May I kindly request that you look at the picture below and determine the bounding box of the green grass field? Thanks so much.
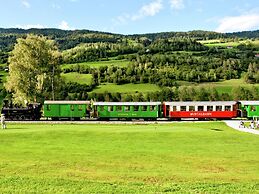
[62,59,130,69]
[0,122,258,193]
[91,83,161,93]
[61,73,92,84]
[199,39,259,49]
[179,79,259,94]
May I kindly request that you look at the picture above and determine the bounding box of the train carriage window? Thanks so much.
[46,105,51,111]
[189,106,195,111]
[124,106,130,112]
[142,105,147,111]
[216,106,222,111]
[116,106,122,112]
[173,106,177,111]
[251,106,256,112]
[225,106,231,111]
[207,106,213,111]
[198,106,204,111]
[108,106,114,112]
[100,106,104,111]
[70,105,74,111]
[134,106,139,111]
[180,106,186,111]
[78,105,83,111]
[150,105,156,111]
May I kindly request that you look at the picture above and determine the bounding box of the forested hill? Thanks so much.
[1,28,259,52]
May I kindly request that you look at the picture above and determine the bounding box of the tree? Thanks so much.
[5,34,62,104]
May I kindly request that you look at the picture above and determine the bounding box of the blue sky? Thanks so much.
[0,0,259,34]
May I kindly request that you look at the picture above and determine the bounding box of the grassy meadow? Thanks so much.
[199,39,259,49]
[0,122,259,193]
[91,83,161,93]
[178,79,259,94]
[61,73,92,84]
[62,59,130,69]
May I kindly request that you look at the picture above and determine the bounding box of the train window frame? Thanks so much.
[189,106,195,111]
[46,104,51,111]
[225,106,231,111]
[134,106,139,112]
[150,105,156,111]
[124,106,130,112]
[216,106,222,111]
[207,106,213,111]
[78,105,83,111]
[142,105,147,111]
[251,106,256,112]
[198,106,204,111]
[70,105,74,111]
[116,106,122,112]
[172,106,177,111]
[108,106,114,112]
[180,106,186,111]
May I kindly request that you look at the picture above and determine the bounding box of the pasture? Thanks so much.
[91,83,161,93]
[61,73,92,85]
[0,122,258,193]
[179,79,259,94]
[62,59,130,69]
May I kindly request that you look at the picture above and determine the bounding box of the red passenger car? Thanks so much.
[163,101,238,120]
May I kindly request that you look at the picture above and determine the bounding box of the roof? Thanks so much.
[239,101,259,106]
[164,101,238,106]
[44,101,91,105]
[93,102,161,106]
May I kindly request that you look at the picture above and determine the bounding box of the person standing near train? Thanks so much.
[1,114,6,129]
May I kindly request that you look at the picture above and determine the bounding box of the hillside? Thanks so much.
[0,28,258,103]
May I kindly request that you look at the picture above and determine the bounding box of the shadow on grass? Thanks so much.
[210,128,223,132]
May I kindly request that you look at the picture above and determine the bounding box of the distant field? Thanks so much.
[199,79,259,94]
[0,122,258,193]
[62,59,130,69]
[179,79,259,94]
[61,73,92,84]
[199,39,259,48]
[91,83,161,93]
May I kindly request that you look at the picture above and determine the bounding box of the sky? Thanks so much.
[0,0,259,35]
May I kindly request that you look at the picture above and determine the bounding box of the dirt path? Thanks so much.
[224,120,259,135]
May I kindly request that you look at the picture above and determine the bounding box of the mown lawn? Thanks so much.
[0,122,259,193]
[91,83,161,93]
[61,72,92,84]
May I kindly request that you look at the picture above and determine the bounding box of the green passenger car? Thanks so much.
[93,102,162,119]
[44,101,91,120]
[239,101,259,119]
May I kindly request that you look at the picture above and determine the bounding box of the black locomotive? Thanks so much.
[1,100,42,120]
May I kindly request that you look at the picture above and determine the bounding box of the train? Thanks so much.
[1,100,259,121]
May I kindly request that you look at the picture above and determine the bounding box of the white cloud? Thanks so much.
[15,24,45,29]
[21,0,31,8]
[131,0,163,21]
[113,0,163,26]
[169,0,184,10]
[58,20,74,30]
[216,13,259,32]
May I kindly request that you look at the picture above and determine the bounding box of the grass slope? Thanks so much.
[0,122,259,193]
[91,83,161,93]
[62,59,130,69]
[61,73,92,84]
[179,79,259,94]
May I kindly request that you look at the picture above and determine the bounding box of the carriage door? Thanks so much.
[166,105,170,117]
